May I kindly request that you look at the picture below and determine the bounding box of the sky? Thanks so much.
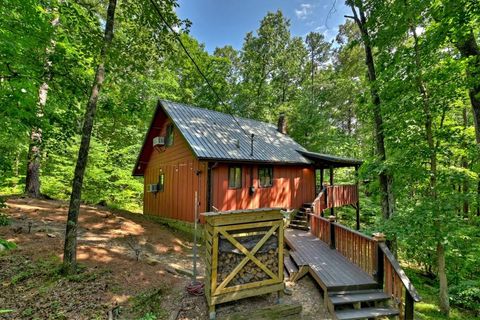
[176,0,351,53]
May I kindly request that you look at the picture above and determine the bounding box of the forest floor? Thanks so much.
[0,197,329,319]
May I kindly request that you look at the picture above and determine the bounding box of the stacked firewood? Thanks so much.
[217,248,279,286]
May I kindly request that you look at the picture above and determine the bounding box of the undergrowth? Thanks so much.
[404,268,479,320]
[129,287,169,320]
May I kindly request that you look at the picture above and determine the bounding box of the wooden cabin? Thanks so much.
[133,100,362,223]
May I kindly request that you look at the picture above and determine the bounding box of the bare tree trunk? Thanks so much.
[411,24,450,315]
[437,242,450,315]
[25,83,46,198]
[25,13,60,198]
[462,107,470,215]
[348,1,394,219]
[13,150,20,188]
[62,0,117,275]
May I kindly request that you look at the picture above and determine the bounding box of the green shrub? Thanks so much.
[450,280,480,312]
[0,212,10,226]
[0,238,16,250]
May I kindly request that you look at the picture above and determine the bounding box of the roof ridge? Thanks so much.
[159,99,277,130]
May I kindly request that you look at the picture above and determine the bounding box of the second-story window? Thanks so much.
[166,124,174,147]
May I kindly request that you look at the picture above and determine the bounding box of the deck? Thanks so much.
[285,228,377,292]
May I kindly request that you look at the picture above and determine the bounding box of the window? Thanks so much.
[166,124,174,147]
[258,166,273,187]
[228,166,242,189]
[158,173,165,192]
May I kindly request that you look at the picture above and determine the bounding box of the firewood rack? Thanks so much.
[202,208,285,320]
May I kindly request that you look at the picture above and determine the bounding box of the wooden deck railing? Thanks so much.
[311,185,358,215]
[307,215,421,320]
[309,214,330,244]
[379,242,421,320]
[334,223,377,276]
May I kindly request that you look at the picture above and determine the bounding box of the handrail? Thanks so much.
[306,216,421,319]
[333,221,377,276]
[379,242,421,302]
[308,213,330,244]
[332,222,374,241]
[311,185,359,215]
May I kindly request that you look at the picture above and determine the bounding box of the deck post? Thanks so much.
[329,166,334,216]
[323,181,328,217]
[320,168,324,194]
[373,233,385,287]
[355,165,360,231]
[328,215,336,249]
[405,290,414,320]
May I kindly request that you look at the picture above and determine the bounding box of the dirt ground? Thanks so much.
[0,197,329,319]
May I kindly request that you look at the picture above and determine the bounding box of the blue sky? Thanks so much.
[176,0,351,53]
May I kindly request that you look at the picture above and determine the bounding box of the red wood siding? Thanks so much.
[144,123,207,222]
[211,164,315,211]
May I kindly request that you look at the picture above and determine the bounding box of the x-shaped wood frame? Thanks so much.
[215,224,280,292]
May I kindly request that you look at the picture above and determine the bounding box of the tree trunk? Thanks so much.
[25,13,60,198]
[25,128,42,197]
[13,150,20,188]
[25,82,47,198]
[411,24,451,314]
[348,2,394,219]
[462,107,469,215]
[62,0,117,275]
[437,242,450,316]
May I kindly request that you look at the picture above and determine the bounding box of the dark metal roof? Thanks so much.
[297,150,363,168]
[160,100,311,164]
[132,100,364,175]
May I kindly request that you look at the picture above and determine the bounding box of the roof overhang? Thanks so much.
[132,101,164,176]
[297,150,363,168]
[199,157,313,166]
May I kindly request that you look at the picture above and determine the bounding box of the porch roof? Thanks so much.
[297,150,363,168]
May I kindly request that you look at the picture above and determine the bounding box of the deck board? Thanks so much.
[285,228,377,291]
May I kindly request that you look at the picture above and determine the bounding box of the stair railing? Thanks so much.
[311,188,328,215]
[306,216,421,320]
[376,238,421,320]
[311,185,359,215]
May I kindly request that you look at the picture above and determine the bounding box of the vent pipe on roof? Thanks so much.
[277,113,287,134]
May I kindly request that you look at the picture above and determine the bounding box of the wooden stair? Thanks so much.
[288,203,312,231]
[328,289,398,320]
[335,307,399,320]
[285,229,400,319]
[283,253,298,280]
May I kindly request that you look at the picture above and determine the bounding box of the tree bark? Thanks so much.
[348,1,394,219]
[25,13,60,198]
[62,0,117,275]
[437,242,450,316]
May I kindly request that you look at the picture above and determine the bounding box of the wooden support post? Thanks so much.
[320,168,324,190]
[329,166,334,216]
[404,290,414,320]
[355,165,360,231]
[373,232,385,287]
[329,215,336,249]
[323,174,327,217]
